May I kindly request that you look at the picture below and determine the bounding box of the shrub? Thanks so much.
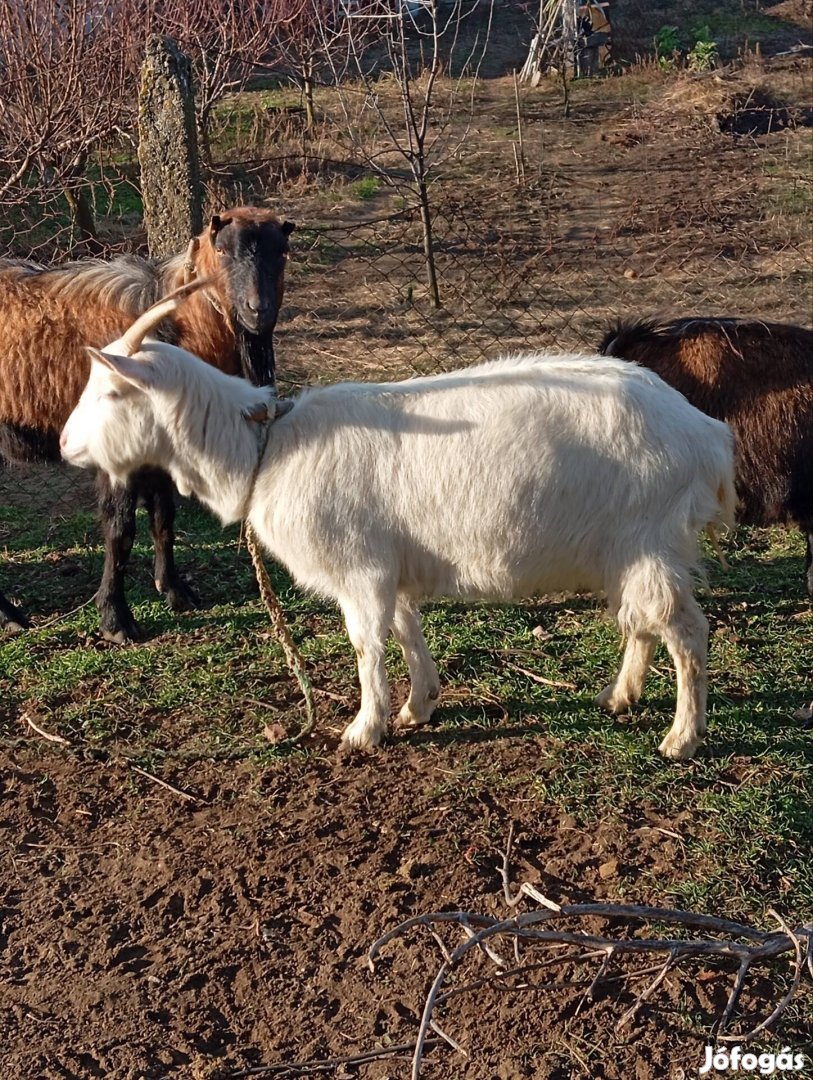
[688,27,719,72]
[654,25,681,68]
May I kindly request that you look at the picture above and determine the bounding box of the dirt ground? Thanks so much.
[1,37,812,1080]
[268,57,813,390]
[1,741,801,1080]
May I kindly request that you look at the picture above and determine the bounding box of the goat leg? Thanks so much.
[95,472,143,643]
[0,588,29,633]
[804,525,813,599]
[138,468,199,613]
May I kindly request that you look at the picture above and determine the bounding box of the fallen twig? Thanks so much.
[429,1020,465,1055]
[716,909,805,1044]
[21,711,71,746]
[222,1038,440,1077]
[32,597,96,631]
[370,904,812,1079]
[313,687,352,704]
[366,832,813,1079]
[124,762,199,804]
[501,660,578,691]
[499,822,562,911]
[19,711,199,803]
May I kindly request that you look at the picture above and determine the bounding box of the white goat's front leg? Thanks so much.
[658,598,708,761]
[340,590,395,751]
[596,632,656,714]
[391,598,441,730]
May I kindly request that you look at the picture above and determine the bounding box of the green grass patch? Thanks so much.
[1,503,811,925]
[352,176,382,200]
[692,10,792,40]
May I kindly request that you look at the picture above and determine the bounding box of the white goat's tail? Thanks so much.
[118,274,217,357]
[715,469,737,531]
[706,463,737,570]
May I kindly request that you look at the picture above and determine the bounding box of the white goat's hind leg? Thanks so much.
[340,592,394,751]
[391,599,441,730]
[657,598,709,761]
[596,632,656,714]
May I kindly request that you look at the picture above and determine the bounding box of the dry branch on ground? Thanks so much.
[365,825,813,1079]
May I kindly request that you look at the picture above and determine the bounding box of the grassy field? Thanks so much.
[2,498,812,916]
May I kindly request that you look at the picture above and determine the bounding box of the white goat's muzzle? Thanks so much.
[60,417,93,468]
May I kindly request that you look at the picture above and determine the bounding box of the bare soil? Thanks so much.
[270,58,813,389]
[0,743,798,1080]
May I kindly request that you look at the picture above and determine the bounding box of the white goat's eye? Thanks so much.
[104,390,122,401]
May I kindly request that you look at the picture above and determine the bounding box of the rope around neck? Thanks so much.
[244,522,316,744]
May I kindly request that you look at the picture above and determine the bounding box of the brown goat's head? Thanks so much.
[205,207,295,338]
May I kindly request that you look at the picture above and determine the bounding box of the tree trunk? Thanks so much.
[560,59,571,119]
[302,61,316,130]
[138,36,203,259]
[196,105,214,171]
[417,178,441,309]
[64,184,102,254]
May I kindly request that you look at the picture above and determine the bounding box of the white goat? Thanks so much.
[61,292,736,760]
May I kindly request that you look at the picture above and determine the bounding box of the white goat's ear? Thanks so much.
[86,347,157,390]
[274,399,294,419]
[242,400,269,423]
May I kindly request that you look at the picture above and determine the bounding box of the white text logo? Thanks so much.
[699,1046,807,1075]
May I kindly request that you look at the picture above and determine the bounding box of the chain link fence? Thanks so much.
[274,156,811,386]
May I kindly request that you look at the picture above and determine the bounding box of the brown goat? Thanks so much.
[0,207,295,640]
[600,318,813,595]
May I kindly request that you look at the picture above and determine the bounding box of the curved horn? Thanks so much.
[182,237,200,285]
[118,275,215,357]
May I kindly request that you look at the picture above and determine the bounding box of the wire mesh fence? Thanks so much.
[274,166,811,386]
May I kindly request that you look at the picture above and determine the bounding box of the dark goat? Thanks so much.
[600,318,813,594]
[0,207,295,639]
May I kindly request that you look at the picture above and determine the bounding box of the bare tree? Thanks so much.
[0,0,305,253]
[265,0,364,129]
[0,0,135,249]
[329,0,495,308]
[138,0,292,164]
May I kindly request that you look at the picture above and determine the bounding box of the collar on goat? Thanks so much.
[240,397,294,520]
[180,239,228,319]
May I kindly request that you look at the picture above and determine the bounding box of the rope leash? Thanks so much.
[244,521,317,744]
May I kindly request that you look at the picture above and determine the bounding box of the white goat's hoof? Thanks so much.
[595,684,633,715]
[658,732,700,761]
[340,719,384,752]
[394,703,432,731]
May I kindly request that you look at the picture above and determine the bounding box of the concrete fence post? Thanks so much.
[137,36,203,258]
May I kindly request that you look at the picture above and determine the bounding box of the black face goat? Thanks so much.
[600,317,813,596]
[0,206,295,640]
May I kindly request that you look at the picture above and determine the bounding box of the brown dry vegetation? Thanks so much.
[214,56,813,387]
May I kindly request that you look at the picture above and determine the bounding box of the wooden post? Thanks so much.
[513,70,526,184]
[137,36,203,259]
